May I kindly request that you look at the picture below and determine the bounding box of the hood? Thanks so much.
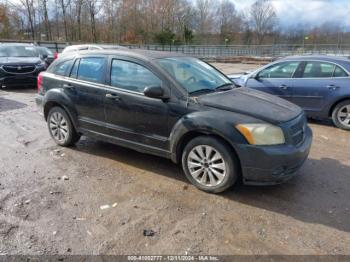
[197,88,302,124]
[0,57,42,65]
[227,73,250,87]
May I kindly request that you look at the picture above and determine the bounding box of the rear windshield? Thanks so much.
[0,46,39,57]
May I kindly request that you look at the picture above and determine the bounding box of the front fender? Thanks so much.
[43,89,79,129]
[169,110,248,163]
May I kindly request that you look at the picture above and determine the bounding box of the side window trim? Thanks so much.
[292,61,304,78]
[69,58,80,79]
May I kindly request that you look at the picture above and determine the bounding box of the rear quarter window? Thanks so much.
[50,59,73,76]
[334,66,349,77]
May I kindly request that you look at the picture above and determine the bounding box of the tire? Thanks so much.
[182,136,239,193]
[47,106,80,146]
[331,100,350,130]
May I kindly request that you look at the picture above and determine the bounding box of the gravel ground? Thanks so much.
[0,63,349,255]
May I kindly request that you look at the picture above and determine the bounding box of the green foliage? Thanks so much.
[184,26,193,44]
[154,28,175,45]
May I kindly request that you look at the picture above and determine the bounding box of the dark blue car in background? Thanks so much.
[233,56,350,130]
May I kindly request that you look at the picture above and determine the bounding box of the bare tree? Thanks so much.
[59,0,71,41]
[87,0,101,42]
[74,0,84,41]
[20,0,36,40]
[216,0,242,43]
[249,0,276,45]
[195,0,214,42]
[40,0,52,40]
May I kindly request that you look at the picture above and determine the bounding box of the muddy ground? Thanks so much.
[0,63,349,255]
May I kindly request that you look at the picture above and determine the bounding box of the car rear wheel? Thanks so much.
[182,136,239,193]
[47,107,80,146]
[332,100,350,130]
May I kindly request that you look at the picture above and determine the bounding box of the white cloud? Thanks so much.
[232,0,350,30]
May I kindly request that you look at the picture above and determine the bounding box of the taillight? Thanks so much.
[54,52,58,60]
[37,73,43,92]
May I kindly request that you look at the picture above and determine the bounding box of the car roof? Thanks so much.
[278,55,350,72]
[62,44,127,52]
[60,49,187,61]
[281,55,349,62]
[0,43,35,47]
[37,46,50,49]
[94,44,128,50]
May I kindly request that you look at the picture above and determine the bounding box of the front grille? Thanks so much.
[284,114,307,146]
[3,65,36,74]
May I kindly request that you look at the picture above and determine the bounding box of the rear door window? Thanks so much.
[77,57,105,83]
[302,62,335,78]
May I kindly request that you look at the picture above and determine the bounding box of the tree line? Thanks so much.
[0,0,349,45]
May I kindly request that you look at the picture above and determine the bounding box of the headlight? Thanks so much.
[236,123,285,145]
[36,62,47,69]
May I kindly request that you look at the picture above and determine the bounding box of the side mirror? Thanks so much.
[144,86,167,100]
[254,74,261,81]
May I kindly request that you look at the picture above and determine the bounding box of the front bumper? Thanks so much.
[0,69,44,88]
[237,126,313,185]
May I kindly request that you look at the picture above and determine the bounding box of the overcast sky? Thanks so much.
[233,0,350,30]
[7,0,350,31]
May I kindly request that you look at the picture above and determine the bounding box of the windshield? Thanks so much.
[0,46,39,57]
[157,57,232,94]
[38,47,54,56]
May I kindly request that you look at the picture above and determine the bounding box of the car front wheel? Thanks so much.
[47,107,80,146]
[332,100,350,130]
[182,136,239,193]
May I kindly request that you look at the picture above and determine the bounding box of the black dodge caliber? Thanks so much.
[36,50,312,193]
[0,43,47,88]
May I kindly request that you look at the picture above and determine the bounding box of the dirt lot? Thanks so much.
[0,63,350,255]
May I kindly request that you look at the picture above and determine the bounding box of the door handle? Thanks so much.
[327,85,339,91]
[280,84,288,90]
[63,83,74,90]
[105,93,120,100]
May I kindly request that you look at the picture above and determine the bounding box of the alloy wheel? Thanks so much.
[49,112,69,143]
[337,105,350,128]
[187,145,226,187]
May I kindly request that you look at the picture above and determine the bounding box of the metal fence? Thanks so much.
[1,39,350,59]
[125,44,350,58]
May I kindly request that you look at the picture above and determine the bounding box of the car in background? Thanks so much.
[36,46,55,67]
[36,49,312,193]
[61,44,127,55]
[0,43,47,88]
[230,56,350,130]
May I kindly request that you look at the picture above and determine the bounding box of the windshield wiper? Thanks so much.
[215,83,234,91]
[189,84,234,96]
[189,89,215,96]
